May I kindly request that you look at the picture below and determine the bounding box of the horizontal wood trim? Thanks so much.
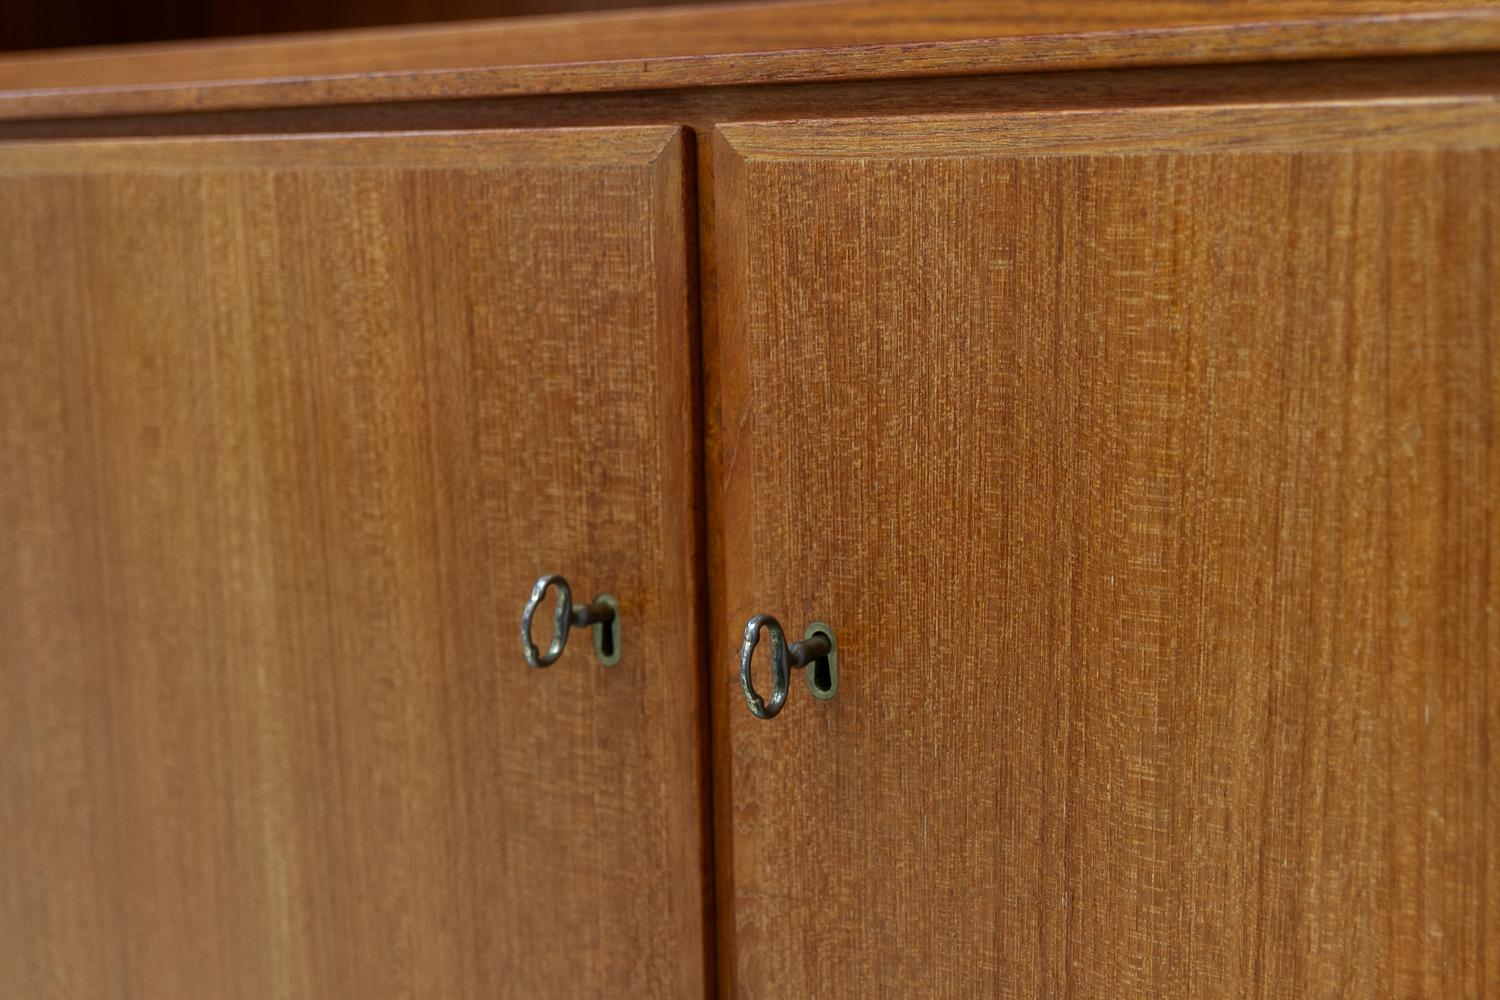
[1,55,1497,144]
[0,1,1498,121]
[0,124,681,171]
[715,94,1500,160]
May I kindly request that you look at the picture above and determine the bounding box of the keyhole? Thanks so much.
[803,623,838,700]
[810,651,833,694]
[592,594,622,666]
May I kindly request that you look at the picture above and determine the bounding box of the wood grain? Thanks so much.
[0,126,710,999]
[711,99,1500,998]
[1,0,1499,120]
[4,54,1497,144]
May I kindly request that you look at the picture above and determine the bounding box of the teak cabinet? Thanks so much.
[1,4,1497,999]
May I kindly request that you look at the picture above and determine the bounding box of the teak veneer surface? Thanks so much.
[0,126,710,1000]
[0,0,1499,119]
[1,56,1496,145]
[711,98,1499,997]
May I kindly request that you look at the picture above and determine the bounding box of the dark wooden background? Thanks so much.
[0,0,700,53]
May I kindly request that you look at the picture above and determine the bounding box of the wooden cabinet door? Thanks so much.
[711,99,1499,998]
[0,128,708,999]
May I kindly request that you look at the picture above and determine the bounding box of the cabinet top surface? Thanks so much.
[0,0,1498,121]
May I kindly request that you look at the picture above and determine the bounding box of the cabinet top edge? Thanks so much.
[712,94,1500,161]
[0,124,686,170]
[1,1,1499,123]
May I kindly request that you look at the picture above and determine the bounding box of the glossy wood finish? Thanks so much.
[711,100,1499,998]
[1,0,1499,120]
[0,127,709,1000]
